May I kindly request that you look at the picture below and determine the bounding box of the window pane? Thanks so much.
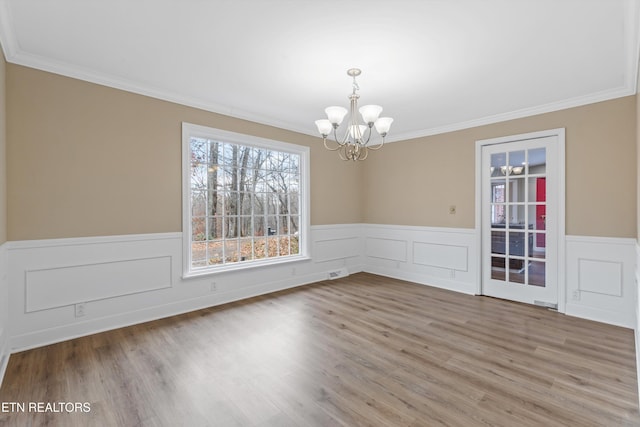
[532,231,546,257]
[267,237,279,257]
[253,216,265,237]
[191,163,208,190]
[491,180,506,203]
[208,191,222,216]
[239,192,252,215]
[224,240,239,263]
[253,193,266,216]
[279,236,291,256]
[291,235,300,255]
[490,152,506,177]
[279,215,289,234]
[207,241,223,265]
[192,241,206,266]
[491,230,506,256]
[529,261,546,287]
[529,148,546,174]
[225,217,238,238]
[239,238,253,261]
[509,150,525,174]
[289,216,300,235]
[507,230,527,257]
[510,178,525,203]
[491,256,505,280]
[507,205,526,225]
[207,216,222,240]
[511,266,525,284]
[192,217,206,241]
[238,216,252,238]
[266,216,277,236]
[254,238,267,259]
[267,194,278,215]
[289,194,300,216]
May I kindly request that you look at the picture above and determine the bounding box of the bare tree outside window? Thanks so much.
[188,136,302,270]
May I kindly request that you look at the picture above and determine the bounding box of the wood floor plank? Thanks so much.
[1,272,638,426]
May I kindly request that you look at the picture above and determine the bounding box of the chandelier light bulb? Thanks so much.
[349,124,368,140]
[325,106,348,126]
[315,119,332,136]
[374,117,393,136]
[359,105,383,125]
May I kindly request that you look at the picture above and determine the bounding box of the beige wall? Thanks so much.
[6,65,362,240]
[363,96,637,238]
[5,63,638,240]
[0,50,6,244]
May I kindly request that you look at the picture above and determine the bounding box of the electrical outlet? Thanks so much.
[210,282,217,292]
[449,205,456,215]
[572,290,580,301]
[75,303,86,318]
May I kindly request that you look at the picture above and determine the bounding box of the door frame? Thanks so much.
[474,128,566,313]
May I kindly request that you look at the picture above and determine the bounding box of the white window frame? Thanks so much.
[182,122,310,278]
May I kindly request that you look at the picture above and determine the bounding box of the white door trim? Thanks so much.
[474,128,566,313]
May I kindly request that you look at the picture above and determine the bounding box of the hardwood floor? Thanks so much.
[1,272,638,426]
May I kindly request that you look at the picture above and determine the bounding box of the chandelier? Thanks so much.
[315,68,393,161]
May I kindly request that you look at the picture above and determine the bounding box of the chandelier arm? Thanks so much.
[323,137,342,151]
[359,146,369,161]
[338,145,350,161]
[366,138,385,151]
[362,125,373,145]
[335,126,351,146]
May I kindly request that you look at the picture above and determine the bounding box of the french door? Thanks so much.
[480,132,563,308]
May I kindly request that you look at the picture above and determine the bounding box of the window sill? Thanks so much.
[182,254,311,279]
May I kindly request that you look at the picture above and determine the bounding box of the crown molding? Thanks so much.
[385,85,636,143]
[8,46,636,145]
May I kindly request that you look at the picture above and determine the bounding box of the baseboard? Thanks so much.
[364,265,477,295]
[565,303,634,329]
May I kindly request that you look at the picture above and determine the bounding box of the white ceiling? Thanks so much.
[0,0,638,142]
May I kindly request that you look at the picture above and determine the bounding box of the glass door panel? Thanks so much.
[486,144,548,289]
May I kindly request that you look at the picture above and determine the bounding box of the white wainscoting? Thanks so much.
[3,225,638,370]
[565,236,637,328]
[362,224,478,295]
[6,225,364,352]
[0,242,8,388]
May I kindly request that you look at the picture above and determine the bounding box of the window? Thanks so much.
[182,123,309,276]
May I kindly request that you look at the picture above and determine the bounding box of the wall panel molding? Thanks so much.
[362,224,477,295]
[565,235,637,328]
[25,256,173,313]
[6,226,364,352]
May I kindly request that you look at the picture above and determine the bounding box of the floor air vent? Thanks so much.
[327,268,349,280]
